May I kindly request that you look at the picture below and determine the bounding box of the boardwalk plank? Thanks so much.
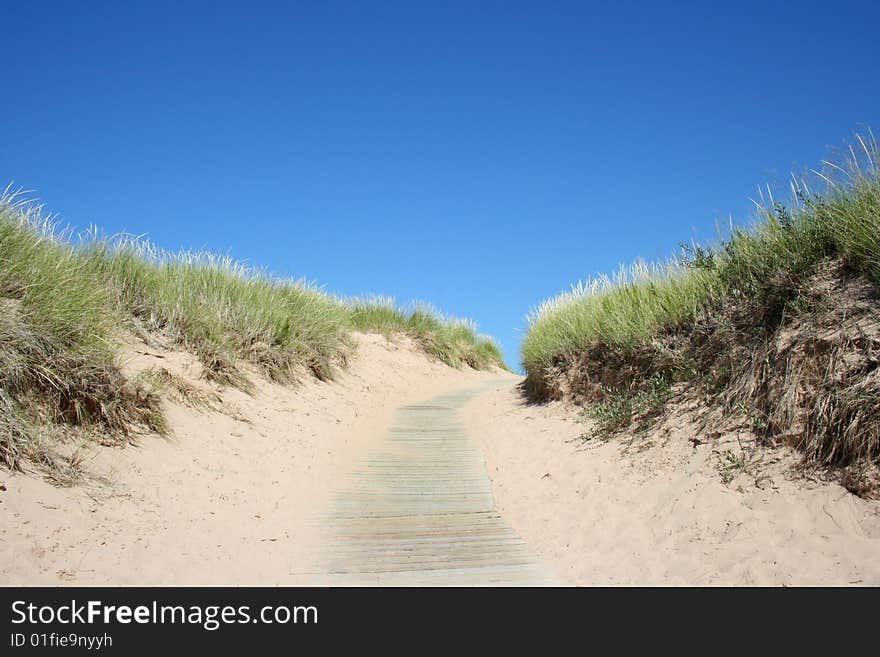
[306,381,558,586]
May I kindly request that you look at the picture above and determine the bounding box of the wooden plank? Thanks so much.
[305,380,558,586]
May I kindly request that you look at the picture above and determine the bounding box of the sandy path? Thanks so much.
[0,334,498,585]
[300,380,556,585]
[8,338,877,587]
[462,378,880,586]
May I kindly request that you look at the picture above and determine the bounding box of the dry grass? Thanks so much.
[134,367,222,411]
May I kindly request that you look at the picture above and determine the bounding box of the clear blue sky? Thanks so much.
[2,1,878,370]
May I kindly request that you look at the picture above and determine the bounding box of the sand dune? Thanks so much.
[462,380,880,586]
[3,334,878,586]
[0,333,497,585]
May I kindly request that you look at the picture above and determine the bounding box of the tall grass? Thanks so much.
[83,237,352,385]
[348,297,506,370]
[521,129,880,479]
[0,190,164,470]
[0,191,118,357]
[522,259,723,369]
[523,129,880,375]
[0,190,505,471]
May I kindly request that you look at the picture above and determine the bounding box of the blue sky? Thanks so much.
[2,1,878,370]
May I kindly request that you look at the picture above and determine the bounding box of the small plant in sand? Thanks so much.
[582,373,673,441]
[717,449,748,485]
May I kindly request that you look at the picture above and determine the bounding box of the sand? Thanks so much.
[0,333,495,585]
[461,378,880,585]
[3,340,879,586]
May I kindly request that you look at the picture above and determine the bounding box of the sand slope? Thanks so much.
[4,340,879,586]
[304,380,556,585]
[0,333,496,585]
[462,379,880,585]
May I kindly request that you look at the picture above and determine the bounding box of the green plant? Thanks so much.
[523,129,880,481]
[583,373,673,440]
[717,449,747,484]
[582,392,634,441]
[524,130,880,379]
[347,297,506,370]
[0,187,505,479]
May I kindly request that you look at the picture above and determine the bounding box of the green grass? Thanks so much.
[524,129,880,372]
[522,129,880,476]
[0,191,165,469]
[0,190,505,472]
[348,297,506,370]
[522,259,724,369]
[582,373,673,441]
[0,194,119,359]
[83,237,353,385]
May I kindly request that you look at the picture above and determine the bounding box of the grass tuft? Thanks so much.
[134,367,222,411]
[583,373,673,441]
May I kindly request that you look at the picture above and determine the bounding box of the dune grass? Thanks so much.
[83,238,353,386]
[0,192,165,470]
[522,259,724,368]
[522,129,880,479]
[0,190,504,472]
[524,129,880,373]
[133,366,222,411]
[348,297,506,370]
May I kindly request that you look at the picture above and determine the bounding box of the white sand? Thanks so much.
[0,333,495,585]
[461,378,880,585]
[4,343,879,586]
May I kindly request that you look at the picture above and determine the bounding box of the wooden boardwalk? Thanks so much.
[307,382,557,586]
